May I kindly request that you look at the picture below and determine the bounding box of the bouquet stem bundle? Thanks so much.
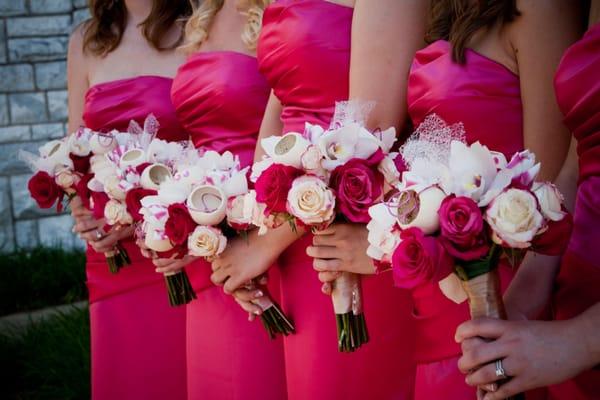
[332,272,369,352]
[459,256,524,400]
[252,287,295,339]
[105,243,131,274]
[164,270,197,307]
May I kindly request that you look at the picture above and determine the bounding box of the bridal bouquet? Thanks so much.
[137,149,251,307]
[367,115,572,323]
[21,127,134,270]
[251,101,401,351]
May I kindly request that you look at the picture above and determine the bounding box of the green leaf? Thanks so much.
[455,244,501,281]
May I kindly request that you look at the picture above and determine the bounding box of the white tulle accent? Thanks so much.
[400,114,466,168]
[329,100,375,129]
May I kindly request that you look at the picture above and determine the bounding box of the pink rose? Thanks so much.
[255,164,302,213]
[438,195,489,261]
[391,227,452,289]
[330,153,384,223]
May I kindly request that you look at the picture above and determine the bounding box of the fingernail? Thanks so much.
[255,291,263,298]
[254,310,261,315]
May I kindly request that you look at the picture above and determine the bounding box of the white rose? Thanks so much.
[55,169,77,192]
[188,226,227,258]
[301,145,323,171]
[104,174,126,200]
[532,182,566,222]
[286,176,335,226]
[104,199,133,226]
[69,137,91,157]
[226,194,252,229]
[486,188,544,248]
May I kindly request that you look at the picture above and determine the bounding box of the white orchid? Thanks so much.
[366,202,401,263]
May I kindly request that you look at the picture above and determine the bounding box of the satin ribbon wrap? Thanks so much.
[331,272,369,352]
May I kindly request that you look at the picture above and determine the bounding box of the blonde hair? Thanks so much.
[181,0,270,53]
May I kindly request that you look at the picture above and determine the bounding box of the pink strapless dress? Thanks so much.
[407,40,524,399]
[83,76,188,400]
[549,23,600,400]
[171,51,287,400]
[257,1,416,399]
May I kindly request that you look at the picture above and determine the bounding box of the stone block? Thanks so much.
[35,61,66,90]
[15,219,38,249]
[31,122,64,140]
[38,214,76,249]
[0,0,26,16]
[8,36,69,62]
[0,64,34,91]
[9,92,47,124]
[7,15,71,37]
[30,0,72,14]
[47,90,67,121]
[0,125,30,143]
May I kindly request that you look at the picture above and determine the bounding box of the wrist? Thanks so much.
[564,315,599,372]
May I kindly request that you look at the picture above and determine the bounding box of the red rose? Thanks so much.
[391,227,453,289]
[28,171,61,209]
[90,191,109,220]
[330,156,383,223]
[125,188,157,222]
[135,162,152,175]
[69,153,91,174]
[438,195,489,261]
[75,173,93,209]
[156,243,188,260]
[532,211,573,256]
[164,203,197,246]
[255,164,302,213]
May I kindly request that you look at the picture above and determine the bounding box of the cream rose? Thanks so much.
[55,169,77,193]
[69,137,91,157]
[104,174,127,200]
[188,226,227,258]
[486,188,544,248]
[104,199,133,226]
[226,194,253,229]
[532,182,566,222]
[286,176,335,226]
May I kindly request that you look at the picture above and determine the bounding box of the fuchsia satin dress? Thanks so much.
[171,52,287,400]
[83,76,187,400]
[407,40,522,399]
[258,1,416,399]
[549,23,600,400]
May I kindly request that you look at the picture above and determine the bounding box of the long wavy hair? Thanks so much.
[180,0,271,53]
[426,0,520,63]
[82,0,193,56]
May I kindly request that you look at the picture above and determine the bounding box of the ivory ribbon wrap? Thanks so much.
[460,269,506,320]
[331,272,363,315]
[252,295,274,311]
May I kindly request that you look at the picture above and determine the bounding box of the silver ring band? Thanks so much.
[495,359,507,379]
[95,230,103,240]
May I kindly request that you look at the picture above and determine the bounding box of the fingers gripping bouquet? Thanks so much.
[251,101,401,351]
[367,114,572,334]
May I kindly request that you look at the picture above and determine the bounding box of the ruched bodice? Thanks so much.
[171,52,270,168]
[409,40,523,157]
[257,0,352,132]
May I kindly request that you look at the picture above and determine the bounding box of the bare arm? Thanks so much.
[254,91,283,161]
[510,0,582,181]
[67,25,89,134]
[350,0,427,131]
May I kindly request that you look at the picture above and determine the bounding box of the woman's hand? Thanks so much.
[230,275,270,320]
[88,225,135,254]
[210,231,280,294]
[455,317,593,399]
[307,223,376,294]
[153,255,198,275]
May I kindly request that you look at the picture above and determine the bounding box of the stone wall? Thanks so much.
[0,0,89,252]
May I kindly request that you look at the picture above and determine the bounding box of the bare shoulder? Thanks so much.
[68,21,89,60]
[511,0,580,33]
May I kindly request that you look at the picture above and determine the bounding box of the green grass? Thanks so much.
[0,247,87,316]
[0,306,90,400]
